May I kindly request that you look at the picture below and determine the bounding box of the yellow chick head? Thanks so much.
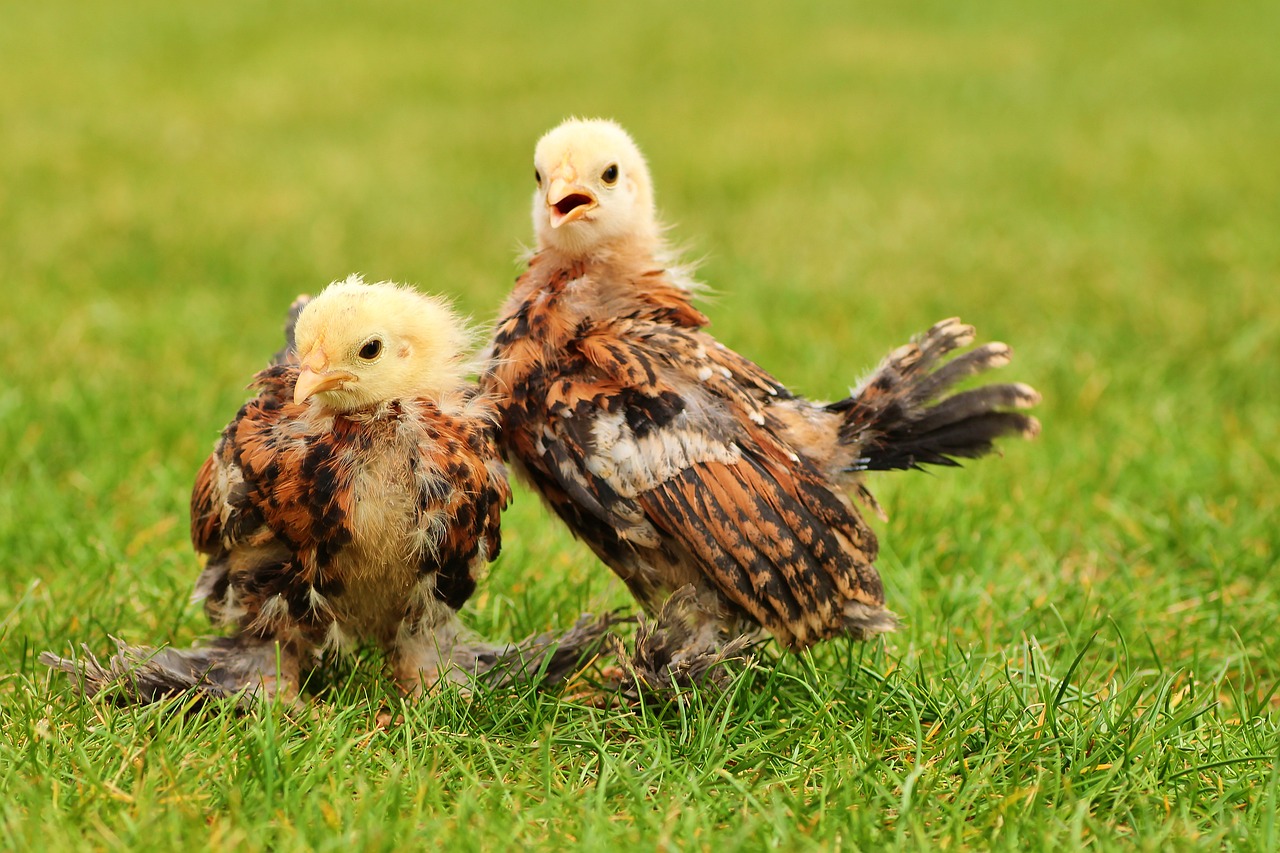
[531,118,660,257]
[291,275,472,412]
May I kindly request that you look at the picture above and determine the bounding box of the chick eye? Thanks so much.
[534,168,542,186]
[358,339,383,360]
[601,164,619,185]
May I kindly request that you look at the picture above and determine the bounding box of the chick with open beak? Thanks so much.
[484,117,1041,676]
[531,119,658,257]
[545,166,599,229]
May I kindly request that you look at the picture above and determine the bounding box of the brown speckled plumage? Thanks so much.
[44,279,608,706]
[189,362,509,665]
[482,119,1040,667]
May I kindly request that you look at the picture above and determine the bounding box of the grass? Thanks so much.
[2,0,1277,849]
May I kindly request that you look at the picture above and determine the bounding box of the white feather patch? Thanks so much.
[585,409,740,497]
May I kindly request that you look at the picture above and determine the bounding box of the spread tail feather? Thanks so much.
[40,634,297,710]
[829,318,1040,472]
[472,612,619,689]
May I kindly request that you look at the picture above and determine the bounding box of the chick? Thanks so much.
[44,276,605,706]
[481,119,1039,670]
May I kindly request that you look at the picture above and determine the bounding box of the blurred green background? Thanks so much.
[2,1,1277,849]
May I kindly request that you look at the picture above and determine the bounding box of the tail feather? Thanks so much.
[42,616,614,708]
[40,635,295,710]
[911,342,1013,402]
[830,318,1040,472]
[911,384,1040,435]
[473,612,619,689]
[269,294,312,367]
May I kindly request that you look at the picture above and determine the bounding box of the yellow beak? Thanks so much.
[546,174,597,229]
[293,348,356,404]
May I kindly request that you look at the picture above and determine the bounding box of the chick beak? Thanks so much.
[293,349,357,404]
[546,175,597,229]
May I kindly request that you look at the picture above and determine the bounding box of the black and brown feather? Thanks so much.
[190,364,510,649]
[484,254,900,650]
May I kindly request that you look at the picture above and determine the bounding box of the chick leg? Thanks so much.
[391,603,478,694]
[606,585,756,701]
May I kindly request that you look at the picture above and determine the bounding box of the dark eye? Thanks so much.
[359,339,382,360]
[535,168,542,185]
[601,164,619,185]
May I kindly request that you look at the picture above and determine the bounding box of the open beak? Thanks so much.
[293,349,356,404]
[546,175,597,229]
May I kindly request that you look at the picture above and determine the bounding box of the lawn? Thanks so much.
[2,1,1277,849]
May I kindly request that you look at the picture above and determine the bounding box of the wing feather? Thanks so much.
[488,258,885,647]
[523,321,881,646]
[638,453,872,646]
[190,366,357,628]
[419,410,512,610]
